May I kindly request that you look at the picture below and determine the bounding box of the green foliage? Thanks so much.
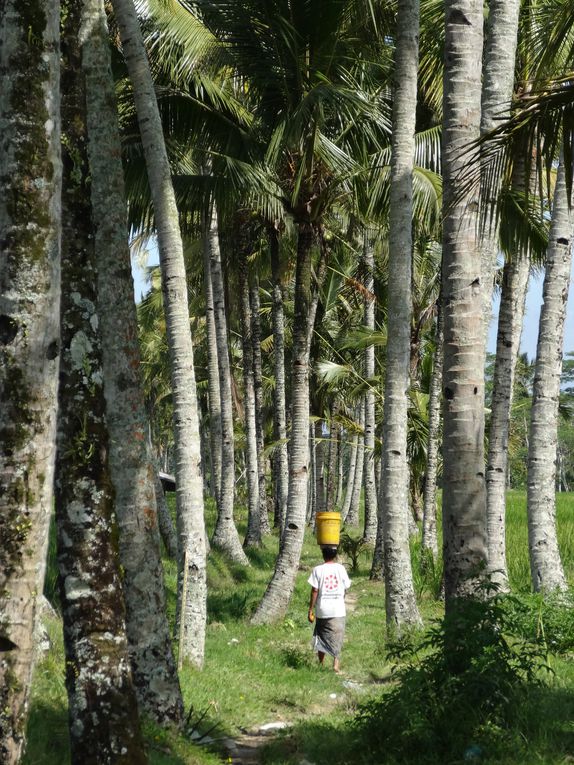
[339,531,372,573]
[354,593,551,764]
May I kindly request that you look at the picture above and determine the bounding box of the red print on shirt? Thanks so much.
[324,573,339,591]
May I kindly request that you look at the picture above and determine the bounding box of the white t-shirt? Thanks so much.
[308,561,351,618]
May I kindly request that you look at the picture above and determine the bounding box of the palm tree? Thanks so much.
[56,2,147,758]
[0,3,61,760]
[527,159,570,592]
[85,0,183,721]
[112,0,208,666]
[381,0,423,628]
[441,0,488,606]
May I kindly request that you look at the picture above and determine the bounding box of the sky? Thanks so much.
[132,248,574,362]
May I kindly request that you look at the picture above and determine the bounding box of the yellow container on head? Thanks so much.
[316,512,341,546]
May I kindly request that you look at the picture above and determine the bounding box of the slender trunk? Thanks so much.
[314,419,326,516]
[382,0,422,627]
[270,230,289,532]
[307,421,317,525]
[346,408,365,527]
[57,7,146,755]
[441,0,487,606]
[422,306,443,558]
[527,161,570,593]
[240,251,262,548]
[251,222,314,623]
[341,427,359,522]
[0,3,61,760]
[111,0,208,662]
[208,217,249,563]
[486,254,529,588]
[363,236,378,544]
[251,278,271,535]
[336,431,345,507]
[325,404,340,510]
[85,0,182,721]
[480,0,521,340]
[202,206,222,503]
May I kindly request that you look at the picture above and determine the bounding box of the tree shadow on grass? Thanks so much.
[24,701,69,765]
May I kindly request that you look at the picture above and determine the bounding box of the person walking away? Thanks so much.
[307,546,351,673]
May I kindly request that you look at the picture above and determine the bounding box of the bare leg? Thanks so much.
[333,657,340,673]
[318,651,325,665]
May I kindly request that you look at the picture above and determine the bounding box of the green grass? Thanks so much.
[24,492,574,764]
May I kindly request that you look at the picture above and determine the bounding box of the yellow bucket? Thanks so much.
[316,512,341,546]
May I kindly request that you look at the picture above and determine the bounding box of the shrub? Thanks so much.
[354,592,551,763]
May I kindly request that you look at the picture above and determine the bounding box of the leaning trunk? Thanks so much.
[251,222,314,623]
[270,229,289,532]
[441,0,487,606]
[527,161,570,593]
[85,0,182,720]
[0,3,61,761]
[112,0,208,663]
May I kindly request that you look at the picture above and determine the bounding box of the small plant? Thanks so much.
[339,531,372,573]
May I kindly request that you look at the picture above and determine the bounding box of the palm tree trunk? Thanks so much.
[251,222,314,623]
[202,205,223,503]
[307,421,317,525]
[336,431,345,507]
[382,0,422,627]
[527,161,570,593]
[314,419,327,516]
[326,404,340,510]
[251,278,272,535]
[270,229,289,532]
[441,0,487,606]
[479,0,521,339]
[346,407,365,527]
[111,0,208,662]
[0,3,61,760]
[57,7,146,754]
[207,215,249,564]
[240,251,262,548]
[85,0,183,721]
[363,236,378,544]
[341,426,360,522]
[486,254,529,588]
[155,471,178,559]
[422,306,443,558]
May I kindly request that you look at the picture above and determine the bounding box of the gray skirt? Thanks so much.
[312,616,346,658]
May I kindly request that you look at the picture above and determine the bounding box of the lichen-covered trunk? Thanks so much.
[314,419,327,517]
[479,0,521,339]
[85,0,182,721]
[208,217,248,564]
[486,254,529,589]
[251,222,314,624]
[527,161,570,593]
[111,0,208,663]
[0,3,61,761]
[154,470,178,559]
[270,230,289,532]
[341,427,359,522]
[250,279,271,535]
[240,252,262,548]
[422,307,443,558]
[362,236,378,544]
[202,206,222,503]
[442,0,487,606]
[57,5,146,757]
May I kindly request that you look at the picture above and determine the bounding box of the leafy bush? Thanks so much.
[501,590,574,655]
[339,531,372,573]
[354,593,551,763]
